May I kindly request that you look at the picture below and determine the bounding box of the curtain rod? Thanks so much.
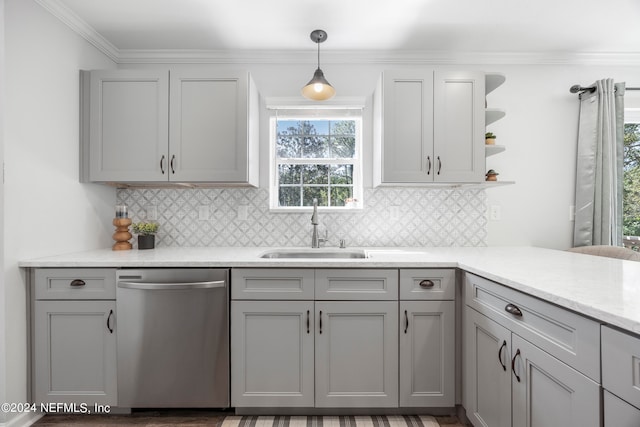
[569,84,640,94]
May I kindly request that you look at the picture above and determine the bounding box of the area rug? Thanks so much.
[222,415,439,427]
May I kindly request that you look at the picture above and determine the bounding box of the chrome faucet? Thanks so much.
[311,198,320,248]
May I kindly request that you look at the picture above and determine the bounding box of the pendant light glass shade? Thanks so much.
[301,30,335,101]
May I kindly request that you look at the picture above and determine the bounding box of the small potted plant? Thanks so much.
[485,169,499,181]
[132,221,159,250]
[485,132,496,145]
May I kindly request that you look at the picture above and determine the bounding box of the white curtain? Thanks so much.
[573,79,625,247]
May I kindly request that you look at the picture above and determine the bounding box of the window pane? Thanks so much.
[330,120,355,136]
[330,135,356,158]
[277,135,301,158]
[303,165,329,184]
[278,164,301,184]
[312,120,329,134]
[302,136,328,158]
[279,187,301,207]
[330,187,353,207]
[330,164,353,184]
[303,188,328,206]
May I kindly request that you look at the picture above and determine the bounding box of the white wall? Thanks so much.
[3,0,116,424]
[485,65,640,249]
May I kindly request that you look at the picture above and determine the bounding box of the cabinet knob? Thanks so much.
[419,279,434,288]
[70,279,86,287]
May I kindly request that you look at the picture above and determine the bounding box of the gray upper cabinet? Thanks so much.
[373,69,485,185]
[81,68,259,186]
[84,69,169,182]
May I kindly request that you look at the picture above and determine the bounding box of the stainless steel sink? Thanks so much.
[260,249,367,259]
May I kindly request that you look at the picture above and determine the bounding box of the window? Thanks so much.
[269,107,363,210]
[623,108,640,249]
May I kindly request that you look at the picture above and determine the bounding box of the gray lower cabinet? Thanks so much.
[315,301,398,408]
[604,391,640,427]
[601,325,640,426]
[231,300,315,407]
[32,268,117,405]
[399,268,455,407]
[464,307,511,427]
[464,272,601,427]
[230,268,402,409]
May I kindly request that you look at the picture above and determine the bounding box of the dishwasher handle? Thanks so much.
[118,280,226,290]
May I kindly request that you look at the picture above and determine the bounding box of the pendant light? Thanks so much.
[301,29,336,101]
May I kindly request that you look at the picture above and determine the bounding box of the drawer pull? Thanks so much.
[306,310,310,334]
[160,155,166,174]
[107,309,114,334]
[511,348,521,382]
[319,310,322,334]
[505,303,523,317]
[70,279,86,287]
[498,340,507,371]
[426,156,431,175]
[419,279,435,288]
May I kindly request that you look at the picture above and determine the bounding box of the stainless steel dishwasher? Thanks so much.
[116,268,229,408]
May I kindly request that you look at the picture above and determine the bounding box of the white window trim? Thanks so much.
[267,99,365,213]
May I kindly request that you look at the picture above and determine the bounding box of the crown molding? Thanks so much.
[35,0,119,63]
[36,0,640,67]
[114,49,640,66]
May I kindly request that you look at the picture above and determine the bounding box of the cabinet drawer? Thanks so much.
[602,326,640,409]
[400,269,455,300]
[35,268,116,300]
[315,269,398,300]
[231,268,314,300]
[464,272,600,382]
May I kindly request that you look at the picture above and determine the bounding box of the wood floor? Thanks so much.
[32,411,469,427]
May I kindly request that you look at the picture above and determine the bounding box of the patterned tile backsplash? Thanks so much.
[116,187,487,248]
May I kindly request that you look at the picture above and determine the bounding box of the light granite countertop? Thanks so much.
[19,246,640,336]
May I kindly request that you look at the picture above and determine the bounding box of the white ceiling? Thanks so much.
[39,0,640,60]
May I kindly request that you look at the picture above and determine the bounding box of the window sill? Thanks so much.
[269,206,364,214]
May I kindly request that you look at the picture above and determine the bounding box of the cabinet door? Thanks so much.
[604,390,640,427]
[433,71,485,182]
[87,69,168,182]
[511,334,600,427]
[34,301,116,405]
[379,70,434,183]
[400,300,455,407]
[169,70,252,183]
[464,307,512,427]
[231,301,314,407]
[315,301,398,407]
